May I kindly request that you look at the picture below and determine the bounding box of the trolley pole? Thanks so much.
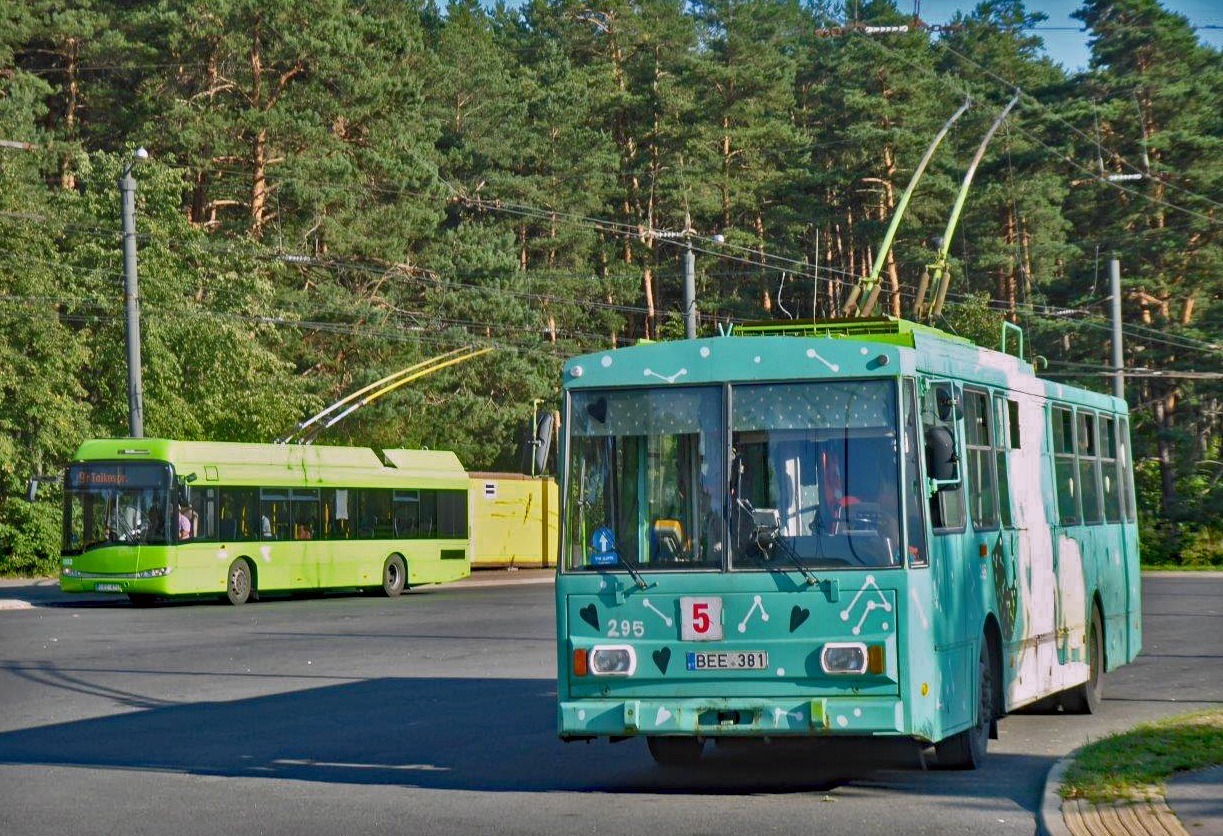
[1110,258,1125,401]
[119,148,148,438]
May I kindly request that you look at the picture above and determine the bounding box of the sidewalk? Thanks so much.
[1042,758,1223,836]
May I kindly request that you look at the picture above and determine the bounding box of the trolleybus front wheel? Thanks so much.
[381,554,406,597]
[936,637,993,769]
[647,736,704,767]
[226,558,253,606]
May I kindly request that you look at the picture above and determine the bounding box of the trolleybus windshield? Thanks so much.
[564,379,906,573]
[64,461,174,553]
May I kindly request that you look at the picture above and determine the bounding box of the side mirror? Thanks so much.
[925,426,960,488]
[25,474,59,502]
[533,411,555,476]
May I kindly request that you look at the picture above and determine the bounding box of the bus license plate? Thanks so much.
[686,651,768,671]
[95,583,123,592]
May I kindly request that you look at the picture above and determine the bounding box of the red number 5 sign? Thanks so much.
[680,596,723,641]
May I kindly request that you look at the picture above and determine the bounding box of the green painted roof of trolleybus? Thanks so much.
[70,439,468,488]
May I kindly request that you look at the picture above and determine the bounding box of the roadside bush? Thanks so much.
[1177,523,1223,568]
[0,497,61,577]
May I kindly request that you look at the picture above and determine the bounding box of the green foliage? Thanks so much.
[0,493,61,577]
[0,0,1221,573]
[1061,708,1223,802]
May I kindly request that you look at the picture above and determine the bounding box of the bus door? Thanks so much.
[921,379,974,729]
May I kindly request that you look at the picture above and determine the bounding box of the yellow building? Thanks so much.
[468,472,558,568]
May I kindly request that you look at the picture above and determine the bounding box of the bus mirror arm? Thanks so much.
[25,474,59,502]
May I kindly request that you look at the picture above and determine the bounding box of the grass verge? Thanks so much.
[1060,708,1223,803]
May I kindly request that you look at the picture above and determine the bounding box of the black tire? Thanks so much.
[128,593,158,607]
[381,554,406,597]
[647,736,705,767]
[1061,608,1104,715]
[936,637,993,769]
[226,558,252,606]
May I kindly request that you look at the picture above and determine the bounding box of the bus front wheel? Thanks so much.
[226,559,253,606]
[936,638,993,769]
[381,554,406,597]
[647,736,704,767]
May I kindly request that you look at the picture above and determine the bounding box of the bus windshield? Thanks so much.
[564,379,904,573]
[64,462,174,554]
[729,380,902,570]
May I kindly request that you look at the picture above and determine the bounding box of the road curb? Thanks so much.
[1040,755,1075,836]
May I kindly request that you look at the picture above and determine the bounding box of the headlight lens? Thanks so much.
[589,645,637,676]
[821,642,868,674]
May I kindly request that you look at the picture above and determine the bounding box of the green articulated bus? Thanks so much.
[555,317,1141,769]
[60,439,470,605]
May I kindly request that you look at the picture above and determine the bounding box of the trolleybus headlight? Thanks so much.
[821,642,868,675]
[134,567,172,579]
[588,645,637,676]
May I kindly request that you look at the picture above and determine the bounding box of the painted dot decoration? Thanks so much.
[601,355,613,367]
[699,346,711,358]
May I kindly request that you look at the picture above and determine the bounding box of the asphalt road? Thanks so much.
[0,573,1219,836]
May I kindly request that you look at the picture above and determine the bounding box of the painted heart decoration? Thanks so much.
[790,605,811,633]
[653,646,671,674]
[579,604,599,631]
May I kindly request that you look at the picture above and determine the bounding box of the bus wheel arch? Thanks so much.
[1060,599,1104,715]
[381,553,407,597]
[225,557,256,606]
[936,622,1000,769]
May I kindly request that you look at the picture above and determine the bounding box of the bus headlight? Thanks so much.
[821,642,868,675]
[135,567,172,579]
[588,645,637,676]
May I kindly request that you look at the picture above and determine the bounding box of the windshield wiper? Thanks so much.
[737,500,820,586]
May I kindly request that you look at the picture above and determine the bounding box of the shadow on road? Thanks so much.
[0,674,1050,812]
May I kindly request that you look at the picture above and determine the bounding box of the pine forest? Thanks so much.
[0,0,1220,573]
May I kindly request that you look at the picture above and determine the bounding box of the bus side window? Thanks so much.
[923,382,966,531]
[1051,406,1079,524]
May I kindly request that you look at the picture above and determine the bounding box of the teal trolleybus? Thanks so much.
[60,439,470,605]
[555,318,1141,768]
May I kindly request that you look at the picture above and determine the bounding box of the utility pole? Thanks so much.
[1110,258,1125,401]
[119,148,148,437]
[683,237,697,339]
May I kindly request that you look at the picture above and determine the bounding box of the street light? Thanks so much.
[119,147,148,438]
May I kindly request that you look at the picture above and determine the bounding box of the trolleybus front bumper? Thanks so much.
[559,696,906,740]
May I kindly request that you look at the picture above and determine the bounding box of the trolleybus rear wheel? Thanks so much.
[1060,608,1103,715]
[647,736,704,767]
[226,558,252,606]
[936,637,993,769]
[381,554,406,597]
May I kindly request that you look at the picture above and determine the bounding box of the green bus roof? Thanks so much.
[70,438,468,489]
[733,316,973,348]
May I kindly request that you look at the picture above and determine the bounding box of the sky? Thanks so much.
[913,1,1223,70]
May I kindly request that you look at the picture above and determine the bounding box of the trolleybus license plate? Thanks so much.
[686,651,768,671]
[95,583,123,592]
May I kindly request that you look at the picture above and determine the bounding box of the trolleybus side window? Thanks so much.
[1119,417,1137,522]
[1078,411,1103,524]
[994,394,1015,528]
[922,383,966,532]
[219,488,258,540]
[1051,405,1079,524]
[964,388,998,530]
[261,489,291,540]
[1101,416,1122,523]
[322,488,355,539]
